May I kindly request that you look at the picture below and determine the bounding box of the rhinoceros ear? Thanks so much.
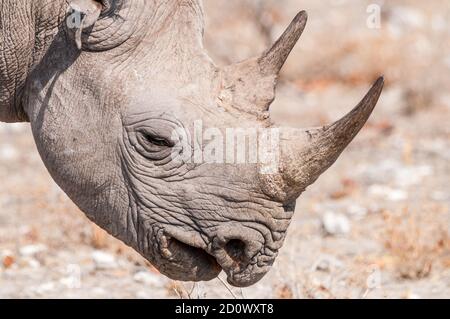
[67,0,103,50]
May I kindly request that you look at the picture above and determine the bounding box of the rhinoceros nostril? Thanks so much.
[224,239,248,263]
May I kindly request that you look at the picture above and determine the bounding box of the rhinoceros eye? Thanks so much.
[141,132,174,148]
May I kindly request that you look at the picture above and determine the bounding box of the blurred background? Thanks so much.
[0,0,449,298]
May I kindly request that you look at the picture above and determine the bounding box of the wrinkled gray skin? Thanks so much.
[0,0,383,287]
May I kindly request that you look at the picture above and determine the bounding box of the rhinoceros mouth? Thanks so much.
[156,233,222,282]
[162,230,275,287]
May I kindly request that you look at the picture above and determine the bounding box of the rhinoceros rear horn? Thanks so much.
[219,11,308,114]
[259,11,308,76]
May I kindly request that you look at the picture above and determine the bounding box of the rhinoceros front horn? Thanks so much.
[278,77,384,201]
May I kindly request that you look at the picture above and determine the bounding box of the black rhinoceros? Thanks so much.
[0,0,383,287]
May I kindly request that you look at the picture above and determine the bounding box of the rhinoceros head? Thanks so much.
[0,0,383,286]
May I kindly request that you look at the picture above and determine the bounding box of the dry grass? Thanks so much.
[275,284,294,299]
[90,224,109,249]
[381,207,450,279]
[166,281,193,299]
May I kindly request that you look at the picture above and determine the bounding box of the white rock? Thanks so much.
[18,225,33,235]
[23,257,41,269]
[394,165,433,187]
[322,212,351,236]
[347,204,368,218]
[133,271,161,286]
[19,244,47,257]
[0,144,18,161]
[136,290,152,299]
[387,189,409,201]
[310,276,322,288]
[313,255,344,272]
[362,160,433,188]
[59,264,82,289]
[91,250,117,270]
[368,185,408,202]
[32,282,56,296]
[92,287,107,295]
[406,291,421,299]
[1,249,14,258]
[431,191,449,201]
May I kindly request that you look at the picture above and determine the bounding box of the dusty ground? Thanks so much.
[0,0,449,298]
